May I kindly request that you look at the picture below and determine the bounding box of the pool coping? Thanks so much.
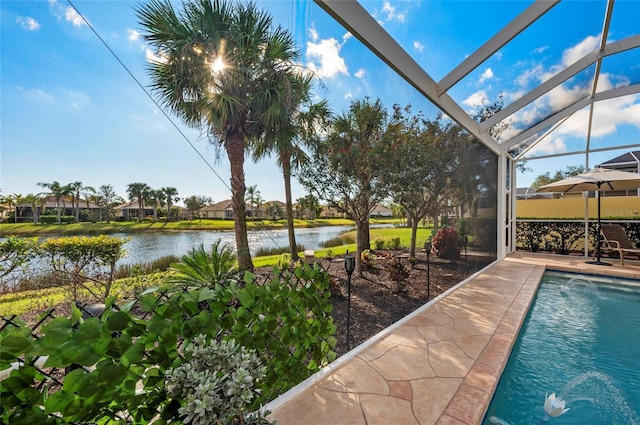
[266,253,640,424]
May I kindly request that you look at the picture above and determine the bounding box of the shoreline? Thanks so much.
[1,218,397,238]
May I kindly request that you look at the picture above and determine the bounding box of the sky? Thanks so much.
[1,0,639,206]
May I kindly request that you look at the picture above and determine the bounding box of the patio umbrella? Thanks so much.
[537,167,640,265]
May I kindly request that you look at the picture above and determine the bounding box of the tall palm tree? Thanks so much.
[137,0,302,271]
[161,187,179,221]
[38,181,69,224]
[11,194,26,223]
[147,189,163,221]
[67,181,95,222]
[126,182,151,221]
[252,73,330,261]
[24,193,45,224]
[245,185,260,219]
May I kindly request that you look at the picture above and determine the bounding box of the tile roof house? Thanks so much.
[200,199,235,220]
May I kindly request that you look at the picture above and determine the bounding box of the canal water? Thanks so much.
[114,225,361,265]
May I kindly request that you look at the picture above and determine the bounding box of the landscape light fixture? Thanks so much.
[424,241,431,300]
[344,251,356,350]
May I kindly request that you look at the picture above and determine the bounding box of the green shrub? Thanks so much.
[166,335,273,425]
[432,227,461,261]
[385,237,401,250]
[0,263,336,423]
[374,239,385,250]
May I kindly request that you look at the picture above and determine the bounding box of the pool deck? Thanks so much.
[267,252,640,425]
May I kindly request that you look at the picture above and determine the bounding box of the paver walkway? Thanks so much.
[267,253,640,424]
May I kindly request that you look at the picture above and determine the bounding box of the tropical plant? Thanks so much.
[126,182,151,221]
[0,263,336,423]
[386,256,409,293]
[137,0,304,271]
[431,227,461,261]
[37,181,70,224]
[162,186,179,221]
[67,181,95,222]
[10,194,25,223]
[168,240,238,288]
[245,185,261,219]
[252,72,331,261]
[147,188,164,221]
[23,193,45,224]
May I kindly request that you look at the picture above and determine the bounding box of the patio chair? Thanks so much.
[594,224,640,266]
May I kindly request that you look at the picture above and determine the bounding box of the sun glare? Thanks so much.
[211,57,225,74]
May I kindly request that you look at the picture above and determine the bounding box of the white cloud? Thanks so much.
[380,1,406,23]
[145,48,168,64]
[413,41,425,53]
[355,68,366,79]
[65,6,86,27]
[462,90,487,108]
[127,29,140,42]
[515,63,544,87]
[344,90,354,100]
[17,17,41,31]
[49,0,88,28]
[479,68,494,84]
[309,26,318,43]
[23,87,54,104]
[562,34,600,66]
[306,34,348,79]
[528,135,567,156]
[532,46,549,54]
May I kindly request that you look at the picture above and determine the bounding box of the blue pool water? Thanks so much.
[483,271,640,425]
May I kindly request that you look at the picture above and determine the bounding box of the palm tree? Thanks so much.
[137,0,303,271]
[252,73,330,260]
[38,181,69,224]
[24,193,45,224]
[126,182,151,221]
[147,189,163,221]
[67,181,95,222]
[161,187,179,221]
[245,185,260,219]
[9,193,24,223]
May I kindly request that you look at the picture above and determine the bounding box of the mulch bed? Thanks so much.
[297,250,492,356]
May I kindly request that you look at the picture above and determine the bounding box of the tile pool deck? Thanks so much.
[267,252,640,425]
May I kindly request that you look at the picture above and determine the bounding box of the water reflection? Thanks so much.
[115,224,376,265]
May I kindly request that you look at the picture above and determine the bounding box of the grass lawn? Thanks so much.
[0,217,400,237]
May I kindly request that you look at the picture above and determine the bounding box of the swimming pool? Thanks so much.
[483,271,640,425]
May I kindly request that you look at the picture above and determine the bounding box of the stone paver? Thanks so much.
[267,253,640,424]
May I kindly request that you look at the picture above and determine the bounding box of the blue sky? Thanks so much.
[2,0,639,205]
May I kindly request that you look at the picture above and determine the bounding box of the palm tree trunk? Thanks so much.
[56,197,62,224]
[226,132,253,271]
[282,157,299,261]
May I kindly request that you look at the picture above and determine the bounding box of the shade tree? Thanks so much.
[298,97,391,275]
[384,106,461,257]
